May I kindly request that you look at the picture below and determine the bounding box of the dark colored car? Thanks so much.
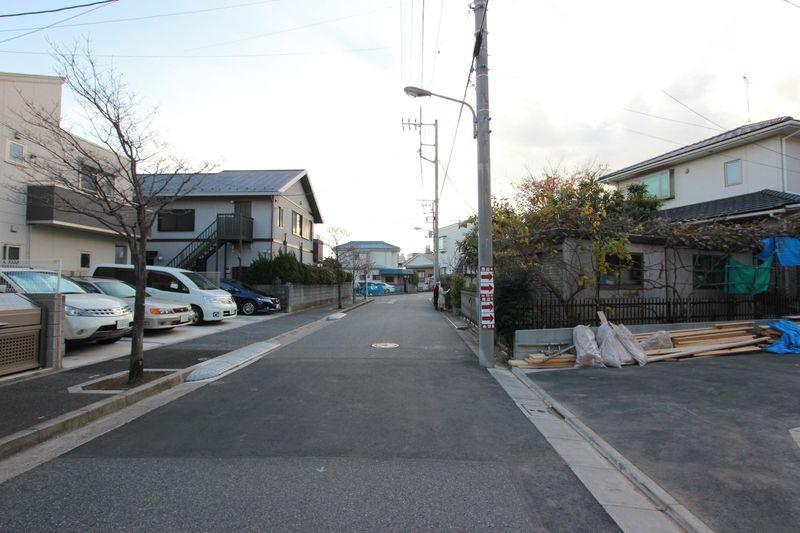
[219,279,281,315]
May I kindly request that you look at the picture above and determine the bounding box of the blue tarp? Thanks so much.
[765,320,800,354]
[757,237,800,266]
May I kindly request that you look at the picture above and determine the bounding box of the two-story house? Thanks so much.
[145,169,323,277]
[437,221,472,275]
[334,240,415,287]
[0,72,129,274]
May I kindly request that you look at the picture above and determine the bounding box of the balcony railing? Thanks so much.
[217,213,253,242]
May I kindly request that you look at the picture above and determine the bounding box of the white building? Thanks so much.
[146,170,323,277]
[601,116,800,214]
[0,72,129,274]
[437,221,472,275]
[334,240,416,286]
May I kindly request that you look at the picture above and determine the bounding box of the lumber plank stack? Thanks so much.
[509,352,576,369]
[641,321,771,363]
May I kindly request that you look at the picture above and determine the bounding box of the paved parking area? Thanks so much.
[62,312,282,370]
[526,354,800,532]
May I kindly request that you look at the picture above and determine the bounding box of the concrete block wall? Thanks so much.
[252,283,353,312]
[26,293,64,369]
[461,289,478,324]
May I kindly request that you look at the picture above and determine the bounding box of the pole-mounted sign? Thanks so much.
[479,265,495,329]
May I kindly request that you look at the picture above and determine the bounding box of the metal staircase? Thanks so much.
[166,213,253,271]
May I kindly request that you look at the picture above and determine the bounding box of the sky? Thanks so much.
[1,0,800,257]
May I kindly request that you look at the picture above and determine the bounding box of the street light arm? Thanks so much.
[404,85,477,138]
[427,91,477,136]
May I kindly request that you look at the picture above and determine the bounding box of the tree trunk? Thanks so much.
[128,230,147,384]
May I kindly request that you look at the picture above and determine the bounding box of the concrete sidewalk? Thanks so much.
[0,304,345,444]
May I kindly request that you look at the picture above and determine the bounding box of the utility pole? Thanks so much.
[473,0,494,368]
[402,114,440,287]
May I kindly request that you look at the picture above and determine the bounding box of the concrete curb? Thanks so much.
[511,367,714,533]
[340,298,373,313]
[0,369,186,462]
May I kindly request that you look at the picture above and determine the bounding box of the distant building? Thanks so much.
[437,221,472,275]
[334,240,414,286]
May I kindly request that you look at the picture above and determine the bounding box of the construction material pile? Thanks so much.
[510,315,779,370]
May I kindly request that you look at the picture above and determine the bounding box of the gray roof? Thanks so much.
[142,169,322,223]
[660,189,800,221]
[336,240,400,251]
[602,116,799,182]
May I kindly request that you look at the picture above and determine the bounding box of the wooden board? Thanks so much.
[647,337,767,363]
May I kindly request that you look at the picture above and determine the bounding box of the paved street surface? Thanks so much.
[0,305,337,440]
[528,355,800,532]
[0,293,617,532]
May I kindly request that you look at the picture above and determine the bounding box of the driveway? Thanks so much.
[525,354,800,532]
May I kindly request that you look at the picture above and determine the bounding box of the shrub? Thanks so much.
[272,250,305,283]
[245,253,275,285]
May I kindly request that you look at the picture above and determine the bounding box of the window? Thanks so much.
[80,252,91,269]
[637,170,673,199]
[724,159,742,187]
[147,271,188,293]
[3,270,84,294]
[2,244,20,263]
[79,171,97,192]
[95,281,137,299]
[601,253,644,287]
[305,220,313,240]
[182,272,219,290]
[6,140,25,164]
[292,211,302,236]
[74,280,101,294]
[277,206,284,228]
[146,251,158,265]
[693,255,726,290]
[385,275,395,283]
[157,209,195,232]
[94,266,135,284]
[115,245,127,264]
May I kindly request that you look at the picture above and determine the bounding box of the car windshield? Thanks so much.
[182,272,218,290]
[95,280,137,298]
[4,271,85,294]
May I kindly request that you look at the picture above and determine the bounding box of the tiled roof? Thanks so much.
[141,169,322,223]
[660,189,800,221]
[336,241,400,251]
[142,169,306,194]
[602,116,798,182]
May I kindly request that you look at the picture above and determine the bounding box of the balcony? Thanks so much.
[216,213,253,242]
[26,185,127,235]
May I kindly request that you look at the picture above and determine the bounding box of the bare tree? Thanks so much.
[11,45,211,384]
[327,226,351,309]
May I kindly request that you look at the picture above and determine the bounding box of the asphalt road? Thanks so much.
[0,293,617,532]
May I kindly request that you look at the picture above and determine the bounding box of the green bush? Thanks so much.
[246,252,343,285]
[442,273,465,311]
[245,253,275,285]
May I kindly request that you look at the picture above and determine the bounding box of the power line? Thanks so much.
[661,90,726,130]
[0,0,116,18]
[783,0,800,8]
[0,1,117,45]
[429,0,445,84]
[621,108,724,132]
[0,45,399,59]
[0,0,278,32]
[182,2,407,53]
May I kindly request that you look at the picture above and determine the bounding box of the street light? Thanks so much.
[404,86,477,138]
[404,83,494,369]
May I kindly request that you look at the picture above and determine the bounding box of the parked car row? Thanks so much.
[0,264,281,346]
[355,281,397,296]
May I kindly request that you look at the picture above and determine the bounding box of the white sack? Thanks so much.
[612,323,648,366]
[572,325,604,368]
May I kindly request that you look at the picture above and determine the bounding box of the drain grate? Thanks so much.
[371,342,399,349]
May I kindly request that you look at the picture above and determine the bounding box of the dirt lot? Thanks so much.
[526,353,800,532]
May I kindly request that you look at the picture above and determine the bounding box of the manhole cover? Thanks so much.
[372,342,399,349]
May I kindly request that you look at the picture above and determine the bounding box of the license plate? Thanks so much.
[116,319,128,330]
[179,314,190,323]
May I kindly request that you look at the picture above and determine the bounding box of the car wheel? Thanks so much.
[97,337,121,345]
[241,300,256,315]
[191,305,204,325]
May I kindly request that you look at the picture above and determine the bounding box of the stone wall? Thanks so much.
[26,293,64,370]
[252,283,354,312]
[460,289,478,324]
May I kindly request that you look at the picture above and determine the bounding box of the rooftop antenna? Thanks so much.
[743,74,751,123]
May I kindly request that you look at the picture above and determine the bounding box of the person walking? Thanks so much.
[433,283,439,310]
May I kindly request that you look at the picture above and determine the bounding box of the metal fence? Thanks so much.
[510,293,800,330]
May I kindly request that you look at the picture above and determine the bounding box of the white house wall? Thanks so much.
[29,225,126,275]
[271,180,316,264]
[618,135,789,209]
